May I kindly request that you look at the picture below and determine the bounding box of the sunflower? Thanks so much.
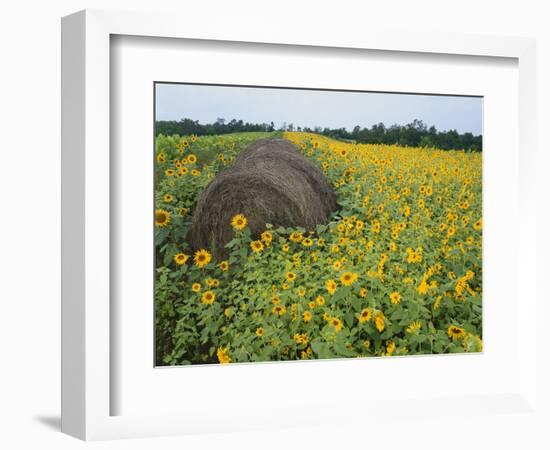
[448,325,466,341]
[282,243,290,252]
[193,249,212,268]
[473,218,482,231]
[293,333,309,345]
[255,327,264,337]
[206,278,219,287]
[178,207,188,216]
[165,169,175,177]
[340,271,358,286]
[219,260,229,272]
[330,317,343,332]
[316,295,325,306]
[359,287,368,298]
[406,248,422,264]
[386,340,396,356]
[163,194,173,203]
[216,346,231,364]
[173,253,189,265]
[285,271,296,282]
[250,240,264,253]
[374,312,385,332]
[389,291,401,305]
[358,308,373,324]
[231,213,247,230]
[187,154,197,164]
[326,279,337,295]
[155,209,170,227]
[272,305,287,316]
[406,320,421,333]
[261,231,273,245]
[289,231,303,243]
[303,311,312,323]
[191,283,201,292]
[302,238,313,247]
[201,290,216,305]
[191,169,200,177]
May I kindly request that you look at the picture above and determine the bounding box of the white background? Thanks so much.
[112,35,520,417]
[0,1,548,449]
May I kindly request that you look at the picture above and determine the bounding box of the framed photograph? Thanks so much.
[61,9,538,441]
[152,82,484,367]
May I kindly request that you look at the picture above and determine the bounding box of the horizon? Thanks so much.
[154,116,482,136]
[155,83,483,135]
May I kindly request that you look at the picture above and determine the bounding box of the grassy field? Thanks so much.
[155,131,482,365]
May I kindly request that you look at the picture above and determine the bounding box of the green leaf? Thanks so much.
[311,341,333,359]
[333,342,356,357]
[225,238,240,249]
[331,286,351,303]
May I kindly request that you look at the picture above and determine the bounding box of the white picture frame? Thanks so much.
[61,9,538,441]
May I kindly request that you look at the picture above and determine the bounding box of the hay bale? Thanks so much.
[188,138,338,259]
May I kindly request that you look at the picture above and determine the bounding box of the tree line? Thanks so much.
[155,118,482,151]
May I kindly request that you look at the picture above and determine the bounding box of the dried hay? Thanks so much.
[188,138,338,259]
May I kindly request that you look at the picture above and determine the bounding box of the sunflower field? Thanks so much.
[155,131,482,365]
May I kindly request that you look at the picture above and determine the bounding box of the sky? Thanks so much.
[155,83,483,135]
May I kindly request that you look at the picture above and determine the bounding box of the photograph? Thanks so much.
[154,83,483,366]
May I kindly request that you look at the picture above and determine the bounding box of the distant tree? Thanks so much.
[154,118,482,151]
[419,135,434,148]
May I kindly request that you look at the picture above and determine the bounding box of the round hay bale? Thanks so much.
[235,139,337,218]
[188,138,338,259]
